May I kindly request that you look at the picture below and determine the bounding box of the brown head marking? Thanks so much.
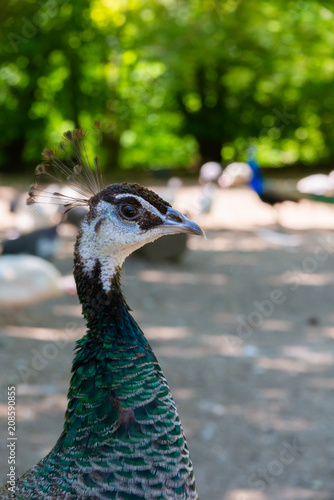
[89,183,171,215]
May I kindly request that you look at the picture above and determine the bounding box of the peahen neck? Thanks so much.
[55,232,158,455]
[73,227,131,328]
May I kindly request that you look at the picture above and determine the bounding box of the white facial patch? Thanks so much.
[78,197,166,292]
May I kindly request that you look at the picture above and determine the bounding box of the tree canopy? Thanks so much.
[1,0,334,173]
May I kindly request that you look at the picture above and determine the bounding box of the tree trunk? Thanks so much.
[2,137,26,172]
[104,133,121,171]
[196,137,222,164]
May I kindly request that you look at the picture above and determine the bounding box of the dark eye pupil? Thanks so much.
[121,204,138,219]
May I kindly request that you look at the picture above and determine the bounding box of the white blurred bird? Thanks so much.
[0,255,75,310]
[199,162,223,185]
[218,162,253,188]
[297,172,334,196]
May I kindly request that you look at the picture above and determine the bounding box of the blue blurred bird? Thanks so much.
[247,147,300,216]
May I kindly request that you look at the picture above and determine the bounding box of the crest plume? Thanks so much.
[27,124,103,211]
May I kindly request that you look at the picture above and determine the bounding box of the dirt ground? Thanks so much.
[1,184,334,500]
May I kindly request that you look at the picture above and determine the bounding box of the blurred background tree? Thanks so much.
[0,0,333,173]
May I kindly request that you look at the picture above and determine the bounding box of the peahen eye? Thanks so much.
[120,204,139,220]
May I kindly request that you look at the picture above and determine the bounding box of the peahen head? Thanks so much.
[78,182,204,291]
[27,126,204,294]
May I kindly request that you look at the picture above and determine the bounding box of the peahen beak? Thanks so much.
[160,207,205,237]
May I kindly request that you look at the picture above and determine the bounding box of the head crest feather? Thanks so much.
[27,124,104,211]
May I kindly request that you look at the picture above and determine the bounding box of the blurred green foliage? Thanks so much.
[0,0,333,172]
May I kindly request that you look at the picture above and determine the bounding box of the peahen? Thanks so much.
[0,127,203,499]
